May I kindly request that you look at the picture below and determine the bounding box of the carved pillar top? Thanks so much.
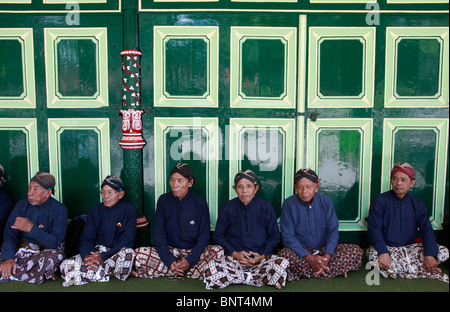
[121,50,142,107]
[119,49,146,150]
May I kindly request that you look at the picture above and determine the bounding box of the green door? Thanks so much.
[0,0,448,247]
[138,1,449,245]
[0,1,124,220]
[140,13,300,231]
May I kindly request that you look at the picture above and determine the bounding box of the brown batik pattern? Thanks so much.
[278,243,363,281]
[203,255,289,290]
[366,243,449,283]
[0,242,65,284]
[134,245,224,280]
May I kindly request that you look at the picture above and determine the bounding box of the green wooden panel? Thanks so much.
[165,38,208,97]
[47,118,111,207]
[0,118,39,202]
[0,129,28,202]
[392,129,436,217]
[0,28,35,108]
[153,26,219,107]
[385,27,449,107]
[164,126,208,199]
[382,119,449,230]
[59,129,101,218]
[396,38,441,97]
[229,118,295,220]
[319,39,363,97]
[308,27,375,108]
[154,117,219,228]
[56,39,98,97]
[0,39,24,97]
[240,128,284,217]
[316,129,361,221]
[45,28,109,108]
[230,26,297,108]
[241,39,285,98]
[307,118,373,230]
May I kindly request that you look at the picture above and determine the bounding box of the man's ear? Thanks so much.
[45,189,52,198]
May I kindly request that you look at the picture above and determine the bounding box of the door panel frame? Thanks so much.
[381,118,449,229]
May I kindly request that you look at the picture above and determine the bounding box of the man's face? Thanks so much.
[295,178,319,203]
[391,171,415,199]
[233,178,259,206]
[27,181,51,206]
[169,172,193,199]
[101,184,124,207]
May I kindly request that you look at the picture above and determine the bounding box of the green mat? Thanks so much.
[1,258,448,293]
[1,262,448,311]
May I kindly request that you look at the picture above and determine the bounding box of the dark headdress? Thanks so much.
[30,171,56,195]
[234,169,258,185]
[101,175,124,191]
[294,169,319,184]
[170,163,194,181]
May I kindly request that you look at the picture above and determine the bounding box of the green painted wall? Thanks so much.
[0,0,448,248]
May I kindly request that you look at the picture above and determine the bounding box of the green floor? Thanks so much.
[1,258,448,293]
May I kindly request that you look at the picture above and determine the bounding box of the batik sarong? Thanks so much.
[0,241,65,284]
[60,245,136,287]
[134,245,224,280]
[278,244,363,281]
[203,255,289,290]
[366,243,449,283]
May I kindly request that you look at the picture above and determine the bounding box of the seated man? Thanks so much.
[367,162,449,283]
[278,169,363,280]
[0,172,68,284]
[60,175,137,286]
[134,163,223,279]
[204,170,289,290]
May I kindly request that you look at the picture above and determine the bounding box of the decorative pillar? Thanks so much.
[119,49,145,150]
[119,47,150,248]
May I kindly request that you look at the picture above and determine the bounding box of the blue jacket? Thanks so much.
[1,197,68,260]
[79,200,136,261]
[153,191,211,268]
[280,193,339,258]
[368,190,438,257]
[213,197,280,256]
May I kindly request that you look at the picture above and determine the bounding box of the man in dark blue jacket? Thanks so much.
[278,169,362,280]
[203,170,289,289]
[60,175,136,286]
[0,171,68,284]
[134,163,223,279]
[367,163,449,282]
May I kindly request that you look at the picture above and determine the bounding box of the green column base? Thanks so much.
[121,148,150,247]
